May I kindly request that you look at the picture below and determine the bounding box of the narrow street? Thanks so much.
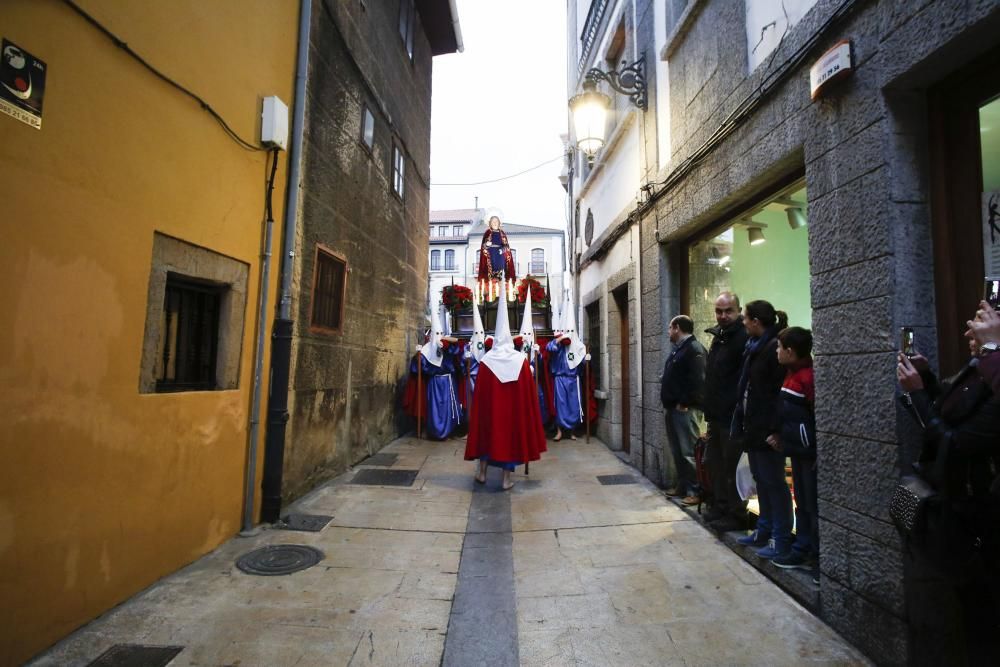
[32,437,867,667]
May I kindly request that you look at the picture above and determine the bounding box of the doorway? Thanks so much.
[613,286,630,453]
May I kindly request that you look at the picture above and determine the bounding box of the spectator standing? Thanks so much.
[733,300,791,560]
[661,315,707,506]
[701,292,749,530]
[768,327,818,573]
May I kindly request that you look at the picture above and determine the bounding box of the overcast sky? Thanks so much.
[429,0,568,230]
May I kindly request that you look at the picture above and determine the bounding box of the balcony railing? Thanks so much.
[578,0,609,76]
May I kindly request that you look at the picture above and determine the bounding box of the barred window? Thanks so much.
[156,274,223,392]
[311,246,347,333]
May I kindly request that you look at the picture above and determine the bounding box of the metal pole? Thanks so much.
[585,351,591,443]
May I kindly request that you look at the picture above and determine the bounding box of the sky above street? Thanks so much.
[429,0,568,230]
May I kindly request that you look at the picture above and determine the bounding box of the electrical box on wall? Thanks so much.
[261,96,288,150]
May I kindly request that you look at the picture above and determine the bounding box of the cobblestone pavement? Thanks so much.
[31,436,870,666]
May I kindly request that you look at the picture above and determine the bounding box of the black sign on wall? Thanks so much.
[1,39,46,129]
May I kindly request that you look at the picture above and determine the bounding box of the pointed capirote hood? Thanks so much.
[470,290,487,362]
[562,295,587,370]
[518,285,535,355]
[420,303,445,367]
[481,300,525,383]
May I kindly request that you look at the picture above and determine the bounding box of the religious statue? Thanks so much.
[477,214,516,282]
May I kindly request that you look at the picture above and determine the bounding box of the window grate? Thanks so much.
[311,247,347,332]
[156,275,221,392]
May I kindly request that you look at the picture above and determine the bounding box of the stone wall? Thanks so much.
[637,0,1000,663]
[284,0,434,500]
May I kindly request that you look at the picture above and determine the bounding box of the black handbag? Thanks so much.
[889,474,936,536]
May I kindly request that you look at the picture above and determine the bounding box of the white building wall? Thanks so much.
[579,120,641,248]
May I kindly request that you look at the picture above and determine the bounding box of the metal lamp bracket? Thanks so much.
[584,57,647,111]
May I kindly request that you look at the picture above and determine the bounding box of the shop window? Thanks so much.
[445,249,456,271]
[360,106,375,150]
[685,183,811,351]
[430,249,441,271]
[139,232,249,394]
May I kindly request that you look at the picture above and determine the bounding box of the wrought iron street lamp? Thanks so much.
[568,57,647,163]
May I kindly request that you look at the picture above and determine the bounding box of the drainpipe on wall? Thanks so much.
[260,0,311,524]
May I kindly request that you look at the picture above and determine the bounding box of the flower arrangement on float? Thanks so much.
[441,284,474,310]
[516,276,549,308]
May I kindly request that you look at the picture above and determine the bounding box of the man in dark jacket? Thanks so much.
[661,315,706,505]
[701,292,749,529]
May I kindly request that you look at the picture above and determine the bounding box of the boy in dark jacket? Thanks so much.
[767,327,817,571]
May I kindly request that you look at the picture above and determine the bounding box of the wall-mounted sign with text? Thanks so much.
[809,40,853,101]
[1,38,46,129]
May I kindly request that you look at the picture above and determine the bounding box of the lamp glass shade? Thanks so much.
[570,89,611,157]
[748,227,766,245]
[785,207,806,229]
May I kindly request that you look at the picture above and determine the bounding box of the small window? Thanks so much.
[431,249,441,271]
[453,225,462,236]
[392,143,405,198]
[398,0,415,60]
[529,248,545,275]
[311,246,348,333]
[445,249,456,270]
[361,106,375,150]
[156,274,223,392]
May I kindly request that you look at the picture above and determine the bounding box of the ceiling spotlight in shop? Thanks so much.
[748,226,766,246]
[785,207,807,230]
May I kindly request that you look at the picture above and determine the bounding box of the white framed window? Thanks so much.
[453,225,462,236]
[445,249,455,271]
[361,106,375,150]
[430,249,441,271]
[530,248,545,275]
[392,143,405,198]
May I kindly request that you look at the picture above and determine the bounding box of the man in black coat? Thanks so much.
[701,292,749,529]
[660,315,706,505]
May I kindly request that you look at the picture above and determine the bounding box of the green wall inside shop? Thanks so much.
[729,207,812,331]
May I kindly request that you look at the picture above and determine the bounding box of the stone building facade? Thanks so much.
[568,0,1000,663]
[283,0,461,501]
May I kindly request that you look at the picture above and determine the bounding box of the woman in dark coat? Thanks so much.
[732,300,791,560]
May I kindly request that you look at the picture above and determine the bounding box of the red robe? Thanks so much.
[464,361,547,463]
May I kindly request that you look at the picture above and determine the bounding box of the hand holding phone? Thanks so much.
[900,327,916,358]
[985,278,1000,310]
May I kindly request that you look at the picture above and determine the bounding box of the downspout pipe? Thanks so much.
[261,0,311,524]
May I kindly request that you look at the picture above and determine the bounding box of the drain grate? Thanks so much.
[87,644,183,667]
[278,513,333,532]
[351,469,418,486]
[596,474,639,485]
[360,453,398,467]
[236,544,324,576]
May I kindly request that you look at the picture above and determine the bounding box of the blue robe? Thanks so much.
[546,340,583,430]
[411,347,461,439]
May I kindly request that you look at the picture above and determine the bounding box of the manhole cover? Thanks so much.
[596,474,639,485]
[360,453,398,466]
[278,514,333,532]
[351,469,418,486]
[236,544,324,576]
[87,644,183,667]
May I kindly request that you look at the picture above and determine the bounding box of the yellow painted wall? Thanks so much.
[0,2,299,663]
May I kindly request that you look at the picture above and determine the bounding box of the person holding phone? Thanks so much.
[896,301,1000,664]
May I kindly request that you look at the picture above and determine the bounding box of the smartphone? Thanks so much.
[985,277,1000,310]
[900,327,915,358]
